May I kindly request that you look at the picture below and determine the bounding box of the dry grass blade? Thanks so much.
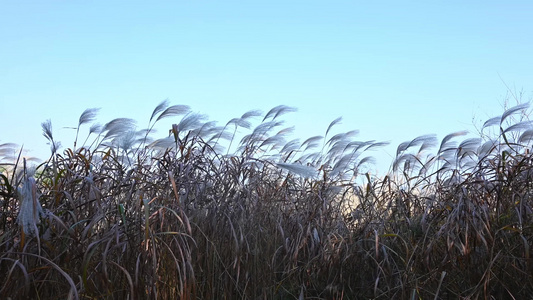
[109,261,135,300]
[12,252,79,300]
[0,258,30,296]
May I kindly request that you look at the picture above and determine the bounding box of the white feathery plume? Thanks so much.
[17,177,44,237]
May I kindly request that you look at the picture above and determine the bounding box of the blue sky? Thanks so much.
[1,1,532,174]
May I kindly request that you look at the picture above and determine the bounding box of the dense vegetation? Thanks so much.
[1,100,533,299]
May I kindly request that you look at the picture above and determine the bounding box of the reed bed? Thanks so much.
[1,100,533,299]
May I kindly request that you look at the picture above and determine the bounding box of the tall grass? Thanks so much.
[1,99,533,299]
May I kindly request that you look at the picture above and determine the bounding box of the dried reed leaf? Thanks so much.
[15,253,79,300]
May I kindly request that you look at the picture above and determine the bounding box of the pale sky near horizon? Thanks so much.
[1,1,532,174]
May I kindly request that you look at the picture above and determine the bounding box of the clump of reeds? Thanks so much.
[1,99,533,299]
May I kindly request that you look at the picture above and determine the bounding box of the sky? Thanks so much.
[1,1,533,175]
